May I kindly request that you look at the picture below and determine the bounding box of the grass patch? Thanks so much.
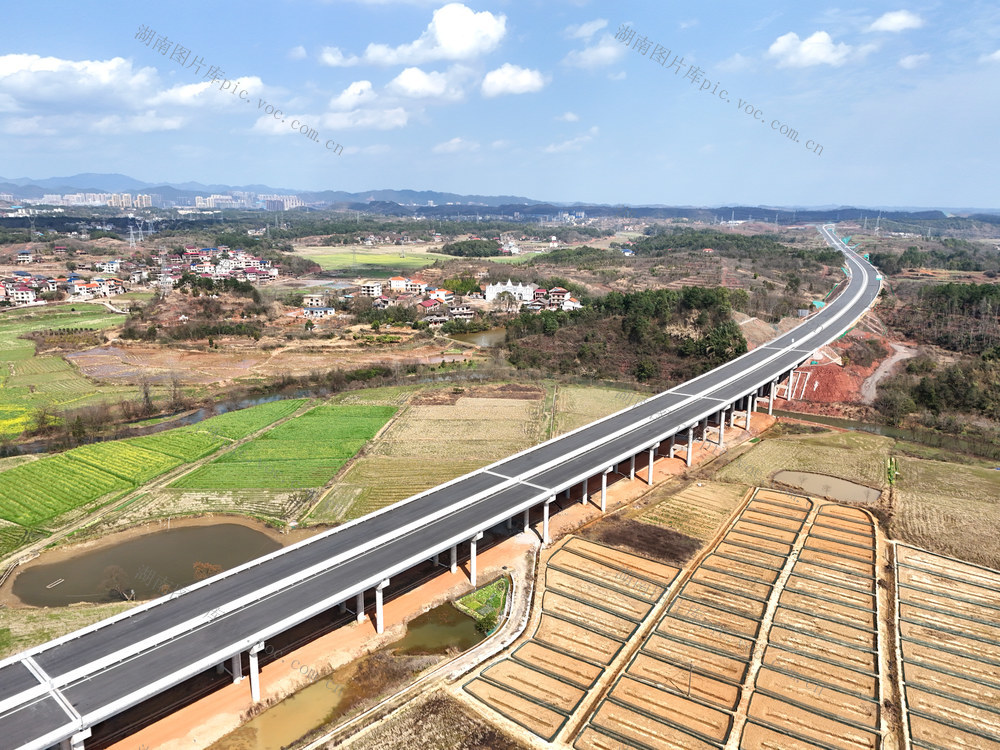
[293,244,450,274]
[454,576,509,626]
[640,481,748,540]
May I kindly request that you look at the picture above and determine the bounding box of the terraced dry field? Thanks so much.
[895,544,1000,749]
[465,538,678,742]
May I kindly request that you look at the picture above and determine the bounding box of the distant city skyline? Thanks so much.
[1,2,998,207]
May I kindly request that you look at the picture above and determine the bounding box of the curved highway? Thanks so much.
[0,225,880,750]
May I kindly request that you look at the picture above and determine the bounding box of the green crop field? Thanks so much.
[294,244,450,275]
[194,399,307,440]
[0,304,130,438]
[171,404,396,491]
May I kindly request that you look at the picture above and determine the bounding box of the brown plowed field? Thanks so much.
[747,694,878,750]
[629,652,740,709]
[543,592,635,640]
[791,561,874,592]
[682,583,767,620]
[644,634,747,683]
[897,546,1000,591]
[898,582,1000,617]
[550,555,663,601]
[741,722,830,749]
[590,701,717,750]
[656,616,755,660]
[464,679,565,740]
[574,728,637,750]
[536,615,620,664]
[797,549,875,577]
[816,505,872,524]
[903,662,1000,706]
[703,554,780,583]
[732,520,799,545]
[610,676,731,742]
[901,640,1000,685]
[810,524,875,547]
[786,575,875,609]
[564,538,679,585]
[715,543,786,571]
[692,568,772,600]
[726,531,792,557]
[482,661,585,713]
[802,536,875,563]
[779,591,876,630]
[908,714,1000,750]
[897,567,1000,610]
[752,490,812,511]
[755,667,878,728]
[546,569,650,620]
[741,509,804,532]
[772,609,875,650]
[906,686,1000,737]
[513,643,603,688]
[768,627,876,672]
[668,598,761,637]
[900,603,1000,643]
[764,647,878,699]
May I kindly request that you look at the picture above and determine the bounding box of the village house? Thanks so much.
[427,288,454,304]
[387,276,409,292]
[12,285,36,303]
[302,293,326,308]
[404,279,427,295]
[359,281,383,298]
[16,249,33,264]
[303,307,337,319]
[449,305,475,321]
[485,280,537,303]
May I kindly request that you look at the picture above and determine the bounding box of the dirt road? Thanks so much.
[861,343,916,404]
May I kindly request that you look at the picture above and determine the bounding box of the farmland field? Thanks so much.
[552,385,647,436]
[717,429,892,489]
[172,404,396,491]
[293,244,450,274]
[192,398,308,440]
[0,303,130,438]
[640,481,749,540]
[892,456,1000,568]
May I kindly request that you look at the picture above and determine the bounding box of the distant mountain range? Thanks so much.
[1,173,998,216]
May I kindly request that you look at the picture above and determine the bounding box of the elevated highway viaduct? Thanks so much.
[0,225,880,750]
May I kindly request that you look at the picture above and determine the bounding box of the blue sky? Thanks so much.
[1,1,998,208]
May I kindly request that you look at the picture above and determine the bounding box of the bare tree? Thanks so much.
[101,565,134,601]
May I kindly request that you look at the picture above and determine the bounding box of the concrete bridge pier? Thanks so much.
[542,496,554,544]
[469,532,484,586]
[600,467,613,512]
[579,478,588,505]
[450,545,458,574]
[248,642,265,702]
[356,592,365,624]
[646,444,658,485]
[629,454,635,480]
[717,409,726,447]
[768,380,776,415]
[60,729,91,750]
[523,508,530,533]
[746,394,756,431]
[667,434,675,460]
[686,426,694,467]
[375,578,390,634]
[230,653,243,684]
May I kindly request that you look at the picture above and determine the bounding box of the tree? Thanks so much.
[304,320,315,331]
[494,291,517,314]
[101,565,134,601]
[193,561,224,581]
[476,611,498,634]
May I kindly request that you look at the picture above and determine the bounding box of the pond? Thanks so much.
[449,327,507,347]
[773,470,881,505]
[11,523,281,606]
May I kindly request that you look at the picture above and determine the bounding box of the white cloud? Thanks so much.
[387,67,464,99]
[90,111,185,134]
[322,107,409,130]
[319,47,360,67]
[899,53,929,69]
[342,144,390,156]
[716,53,755,72]
[481,64,545,97]
[1,115,59,136]
[980,49,1000,63]
[564,19,607,40]
[329,80,377,110]
[867,10,924,33]
[288,45,307,60]
[432,136,479,153]
[544,126,598,153]
[563,34,626,69]
[490,139,509,149]
[607,71,626,81]
[768,31,854,67]
[556,111,579,122]
[0,54,158,110]
[679,19,699,30]
[362,3,506,66]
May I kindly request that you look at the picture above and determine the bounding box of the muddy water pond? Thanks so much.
[449,327,507,347]
[12,523,281,606]
[209,602,483,750]
[773,470,881,505]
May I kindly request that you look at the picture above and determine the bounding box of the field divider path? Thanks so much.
[557,485,757,745]
[0,399,319,573]
[723,499,823,750]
